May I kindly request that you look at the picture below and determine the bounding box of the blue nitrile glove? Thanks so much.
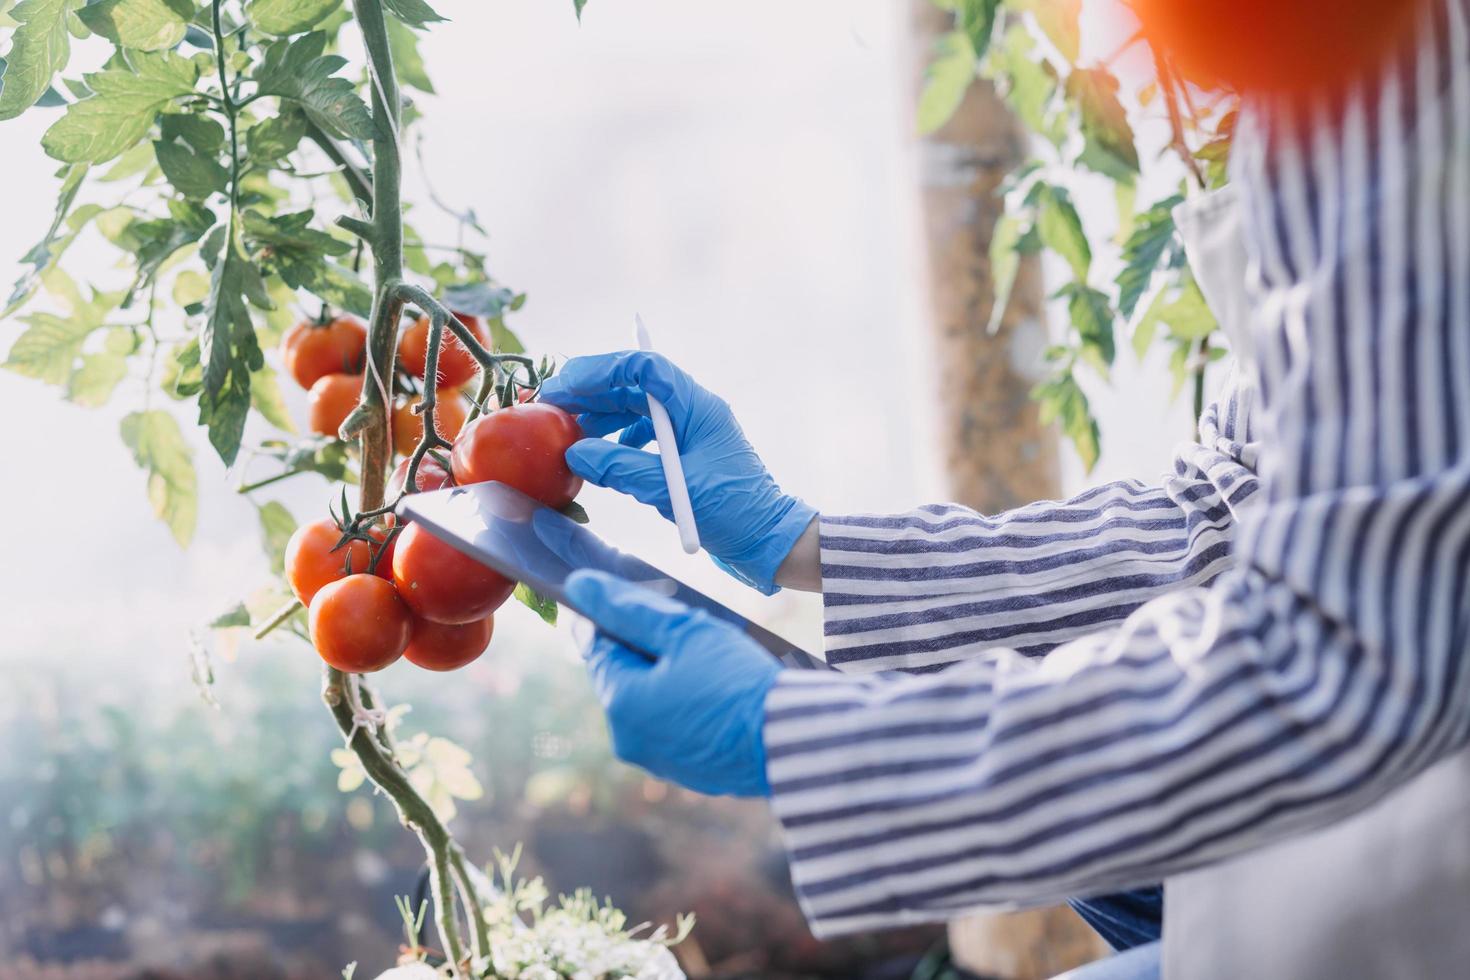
[539,351,816,594]
[566,569,780,797]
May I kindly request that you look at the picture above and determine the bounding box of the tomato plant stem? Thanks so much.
[210,1,241,213]
[325,2,489,973]
[236,468,306,494]
[252,598,302,641]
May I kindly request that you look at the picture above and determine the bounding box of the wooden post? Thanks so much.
[906,2,1108,975]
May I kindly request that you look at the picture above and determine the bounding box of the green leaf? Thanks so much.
[442,280,514,319]
[991,25,1060,145]
[210,602,251,628]
[251,32,375,141]
[120,409,197,546]
[5,162,88,314]
[1035,184,1090,281]
[956,0,1000,58]
[247,0,341,35]
[244,107,306,163]
[1133,288,1165,360]
[257,500,296,573]
[6,312,99,383]
[160,111,225,154]
[1066,67,1139,182]
[986,211,1022,335]
[917,29,974,135]
[153,138,227,199]
[255,436,355,483]
[386,13,432,93]
[1015,0,1080,62]
[560,499,589,525]
[171,267,209,307]
[0,0,82,121]
[242,208,350,290]
[76,0,193,52]
[292,259,372,317]
[99,138,156,181]
[117,200,214,297]
[250,362,296,432]
[1154,273,1216,341]
[42,48,199,163]
[1115,193,1181,319]
[67,349,129,406]
[1032,370,1099,471]
[572,0,586,21]
[1113,180,1136,244]
[1062,283,1115,368]
[199,218,269,465]
[4,268,123,384]
[161,337,203,397]
[514,582,557,626]
[383,0,443,29]
[486,315,523,355]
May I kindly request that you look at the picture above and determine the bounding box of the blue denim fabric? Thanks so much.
[1068,887,1164,951]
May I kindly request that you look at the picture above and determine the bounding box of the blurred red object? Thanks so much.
[1130,0,1426,98]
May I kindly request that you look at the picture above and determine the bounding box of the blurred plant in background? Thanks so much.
[923,0,1236,468]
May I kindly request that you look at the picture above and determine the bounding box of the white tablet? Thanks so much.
[396,481,832,671]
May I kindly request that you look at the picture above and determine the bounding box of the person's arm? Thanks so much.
[806,379,1257,674]
[759,9,1470,933]
[572,1,1470,936]
[543,355,1259,673]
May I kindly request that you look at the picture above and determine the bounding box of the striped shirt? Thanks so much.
[764,0,1470,938]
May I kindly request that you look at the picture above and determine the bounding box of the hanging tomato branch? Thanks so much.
[1,1,693,976]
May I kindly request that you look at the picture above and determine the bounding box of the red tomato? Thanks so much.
[285,518,375,604]
[398,312,487,389]
[450,402,584,509]
[281,317,367,390]
[1131,0,1423,98]
[404,614,494,672]
[307,373,362,438]
[308,574,412,673]
[387,454,456,497]
[392,394,468,457]
[391,520,515,624]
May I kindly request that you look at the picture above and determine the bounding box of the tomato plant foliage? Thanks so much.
[2,2,606,973]
[924,0,1236,468]
[0,0,580,529]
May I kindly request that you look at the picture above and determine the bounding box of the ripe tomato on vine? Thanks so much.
[281,317,368,390]
[451,401,584,509]
[399,312,488,389]
[404,615,495,672]
[307,373,364,437]
[309,574,414,673]
[392,521,516,625]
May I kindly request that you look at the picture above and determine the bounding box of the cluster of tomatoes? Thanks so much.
[277,311,584,675]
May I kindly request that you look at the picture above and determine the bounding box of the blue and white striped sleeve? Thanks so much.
[765,0,1470,938]
[820,379,1259,674]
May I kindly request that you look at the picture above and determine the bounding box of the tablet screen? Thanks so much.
[396,482,832,671]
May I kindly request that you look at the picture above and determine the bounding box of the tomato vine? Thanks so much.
[1,1,605,976]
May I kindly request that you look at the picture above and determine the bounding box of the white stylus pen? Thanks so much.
[634,314,701,555]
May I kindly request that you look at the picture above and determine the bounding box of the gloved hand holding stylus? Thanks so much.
[539,351,816,594]
[567,569,780,797]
